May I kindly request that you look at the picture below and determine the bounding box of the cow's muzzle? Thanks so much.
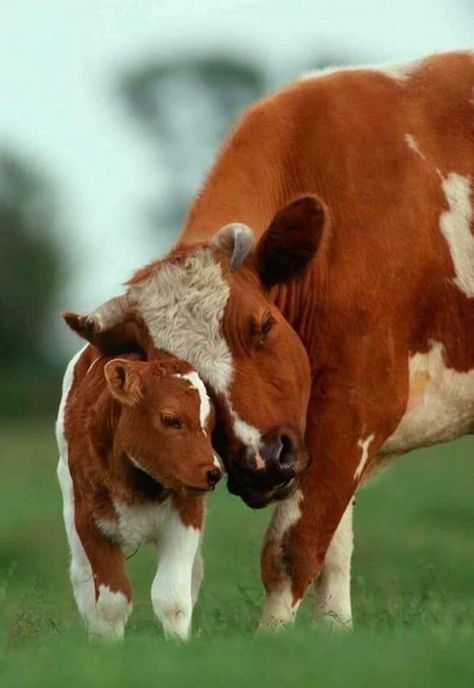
[226,428,309,509]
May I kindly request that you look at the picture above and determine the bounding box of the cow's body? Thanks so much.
[75,51,474,629]
[56,345,220,640]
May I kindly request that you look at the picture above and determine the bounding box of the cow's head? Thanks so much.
[72,196,326,508]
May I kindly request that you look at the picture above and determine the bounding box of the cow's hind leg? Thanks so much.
[314,501,353,628]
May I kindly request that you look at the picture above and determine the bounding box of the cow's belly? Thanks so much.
[97,500,168,547]
[381,342,474,455]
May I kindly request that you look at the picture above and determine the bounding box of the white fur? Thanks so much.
[259,489,303,630]
[354,434,375,480]
[405,134,425,160]
[439,172,474,298]
[129,247,263,449]
[56,347,132,640]
[300,59,419,84]
[382,341,474,454]
[177,371,211,432]
[314,502,353,628]
[129,249,233,394]
[151,503,202,640]
[100,500,169,547]
[259,582,301,631]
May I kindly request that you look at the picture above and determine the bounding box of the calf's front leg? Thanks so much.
[151,496,204,640]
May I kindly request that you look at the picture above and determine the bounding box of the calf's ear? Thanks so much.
[256,195,326,289]
[104,359,143,406]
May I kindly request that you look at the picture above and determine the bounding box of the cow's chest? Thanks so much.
[97,500,169,547]
[381,342,474,455]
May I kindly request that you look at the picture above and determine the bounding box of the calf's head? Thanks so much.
[74,196,325,508]
[104,357,221,495]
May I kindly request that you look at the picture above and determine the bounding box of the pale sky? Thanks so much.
[0,0,472,353]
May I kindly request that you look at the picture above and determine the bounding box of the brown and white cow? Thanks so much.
[70,51,474,630]
[56,343,221,640]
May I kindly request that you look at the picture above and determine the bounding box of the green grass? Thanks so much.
[1,419,474,687]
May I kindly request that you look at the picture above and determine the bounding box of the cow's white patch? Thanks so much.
[265,488,303,543]
[300,59,418,84]
[405,134,425,160]
[314,502,353,628]
[439,173,474,298]
[382,341,474,454]
[177,371,211,432]
[129,249,232,394]
[151,503,201,640]
[259,582,301,631]
[111,500,169,547]
[354,434,375,480]
[129,248,263,449]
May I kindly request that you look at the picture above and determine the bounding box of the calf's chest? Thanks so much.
[97,500,169,547]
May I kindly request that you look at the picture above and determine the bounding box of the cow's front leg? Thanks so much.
[314,500,353,628]
[151,496,204,640]
[259,391,396,631]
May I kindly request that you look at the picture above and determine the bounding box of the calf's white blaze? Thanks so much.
[177,371,211,432]
[439,172,474,298]
[300,58,419,84]
[382,341,474,454]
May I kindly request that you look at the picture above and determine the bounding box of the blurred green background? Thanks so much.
[1,1,474,685]
[1,424,474,686]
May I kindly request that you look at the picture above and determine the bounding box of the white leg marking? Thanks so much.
[439,172,474,298]
[315,502,353,629]
[151,504,201,641]
[56,347,131,640]
[191,547,204,608]
[259,490,303,631]
[354,434,375,480]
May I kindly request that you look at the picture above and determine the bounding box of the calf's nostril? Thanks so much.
[206,468,222,487]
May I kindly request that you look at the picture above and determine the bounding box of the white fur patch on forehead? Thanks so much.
[300,58,419,84]
[129,248,233,393]
[177,371,211,432]
[439,173,474,298]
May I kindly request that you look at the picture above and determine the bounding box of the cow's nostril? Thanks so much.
[278,434,294,466]
[207,468,222,487]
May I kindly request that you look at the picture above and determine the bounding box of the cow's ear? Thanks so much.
[104,359,143,407]
[256,195,326,289]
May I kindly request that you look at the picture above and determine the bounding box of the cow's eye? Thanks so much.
[258,312,275,345]
[160,412,182,429]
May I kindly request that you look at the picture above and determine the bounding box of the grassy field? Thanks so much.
[1,419,474,687]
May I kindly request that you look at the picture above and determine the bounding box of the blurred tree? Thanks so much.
[120,55,265,241]
[0,149,62,367]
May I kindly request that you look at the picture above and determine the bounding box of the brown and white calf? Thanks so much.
[67,51,474,631]
[56,344,221,640]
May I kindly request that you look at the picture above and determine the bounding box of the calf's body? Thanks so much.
[56,345,219,640]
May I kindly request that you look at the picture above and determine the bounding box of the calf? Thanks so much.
[56,344,221,640]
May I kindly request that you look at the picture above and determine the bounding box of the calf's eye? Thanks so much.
[259,313,275,344]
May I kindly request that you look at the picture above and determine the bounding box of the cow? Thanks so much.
[56,341,222,640]
[67,51,474,631]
